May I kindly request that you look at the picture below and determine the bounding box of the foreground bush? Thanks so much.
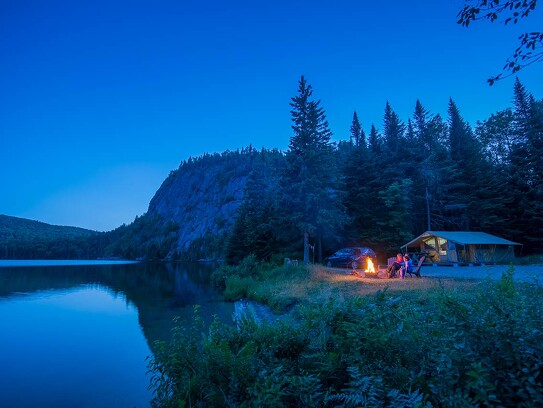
[148,267,543,407]
[211,255,310,312]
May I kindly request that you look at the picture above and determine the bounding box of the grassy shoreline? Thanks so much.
[218,260,492,314]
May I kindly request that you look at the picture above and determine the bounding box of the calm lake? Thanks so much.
[0,260,234,408]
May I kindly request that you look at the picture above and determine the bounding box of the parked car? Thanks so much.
[324,247,376,269]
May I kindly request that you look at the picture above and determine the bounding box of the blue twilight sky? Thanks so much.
[1,0,542,232]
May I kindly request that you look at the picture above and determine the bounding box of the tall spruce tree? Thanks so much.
[342,113,373,246]
[413,99,433,152]
[474,110,515,234]
[383,102,406,153]
[476,109,517,166]
[349,111,366,147]
[444,98,485,230]
[382,102,406,181]
[368,124,382,155]
[508,79,543,251]
[280,76,346,263]
[377,179,414,253]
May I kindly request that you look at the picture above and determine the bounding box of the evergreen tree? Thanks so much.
[507,79,543,251]
[474,110,516,235]
[368,124,382,155]
[350,111,362,146]
[513,77,532,130]
[406,119,416,144]
[341,114,372,246]
[422,114,452,231]
[349,111,366,148]
[413,99,433,152]
[359,123,391,249]
[376,179,414,253]
[381,102,406,183]
[383,102,406,155]
[443,98,483,230]
[476,109,517,166]
[280,76,346,263]
[226,160,281,264]
[408,101,436,234]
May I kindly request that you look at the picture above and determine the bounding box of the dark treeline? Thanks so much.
[0,214,103,259]
[226,76,543,263]
[3,77,541,261]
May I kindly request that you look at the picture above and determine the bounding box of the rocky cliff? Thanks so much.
[116,147,284,260]
[149,151,249,257]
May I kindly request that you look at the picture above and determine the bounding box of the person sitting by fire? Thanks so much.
[387,253,404,278]
[400,253,413,279]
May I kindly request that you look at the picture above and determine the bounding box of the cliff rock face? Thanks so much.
[148,152,249,256]
[102,148,284,260]
[146,147,283,259]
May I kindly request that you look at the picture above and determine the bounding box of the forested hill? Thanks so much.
[0,215,98,259]
[102,147,285,261]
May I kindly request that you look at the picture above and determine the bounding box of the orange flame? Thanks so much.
[365,258,375,273]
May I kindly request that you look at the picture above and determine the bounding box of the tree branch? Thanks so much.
[456,1,541,84]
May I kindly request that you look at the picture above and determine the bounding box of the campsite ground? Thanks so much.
[266,262,543,311]
[226,259,543,319]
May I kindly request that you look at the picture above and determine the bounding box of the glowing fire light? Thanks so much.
[365,258,375,273]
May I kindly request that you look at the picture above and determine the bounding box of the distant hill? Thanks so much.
[0,215,99,259]
[0,215,96,241]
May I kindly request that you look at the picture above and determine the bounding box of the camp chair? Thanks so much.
[387,257,399,279]
[405,255,425,278]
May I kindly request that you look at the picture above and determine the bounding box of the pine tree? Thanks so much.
[476,109,517,166]
[342,113,373,246]
[413,99,433,152]
[350,111,362,146]
[280,76,346,263]
[507,79,543,251]
[513,77,532,131]
[382,102,406,182]
[444,98,483,230]
[349,111,366,148]
[376,179,414,253]
[368,124,382,155]
[383,102,406,154]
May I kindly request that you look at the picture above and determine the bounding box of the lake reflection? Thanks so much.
[0,261,234,408]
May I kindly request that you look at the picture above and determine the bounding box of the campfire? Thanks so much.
[365,258,375,273]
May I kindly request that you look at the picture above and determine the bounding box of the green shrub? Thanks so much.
[211,253,266,289]
[223,275,252,301]
[149,267,543,407]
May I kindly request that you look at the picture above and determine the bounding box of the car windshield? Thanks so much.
[331,247,375,257]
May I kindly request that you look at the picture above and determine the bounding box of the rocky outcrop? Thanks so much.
[148,153,249,256]
[142,148,284,260]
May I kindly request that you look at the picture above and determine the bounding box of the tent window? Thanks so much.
[423,238,436,250]
[438,238,447,255]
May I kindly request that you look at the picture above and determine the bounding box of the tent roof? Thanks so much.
[401,231,522,249]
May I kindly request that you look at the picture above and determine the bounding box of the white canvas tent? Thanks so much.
[401,231,522,265]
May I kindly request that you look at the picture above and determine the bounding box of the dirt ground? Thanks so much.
[312,263,543,301]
